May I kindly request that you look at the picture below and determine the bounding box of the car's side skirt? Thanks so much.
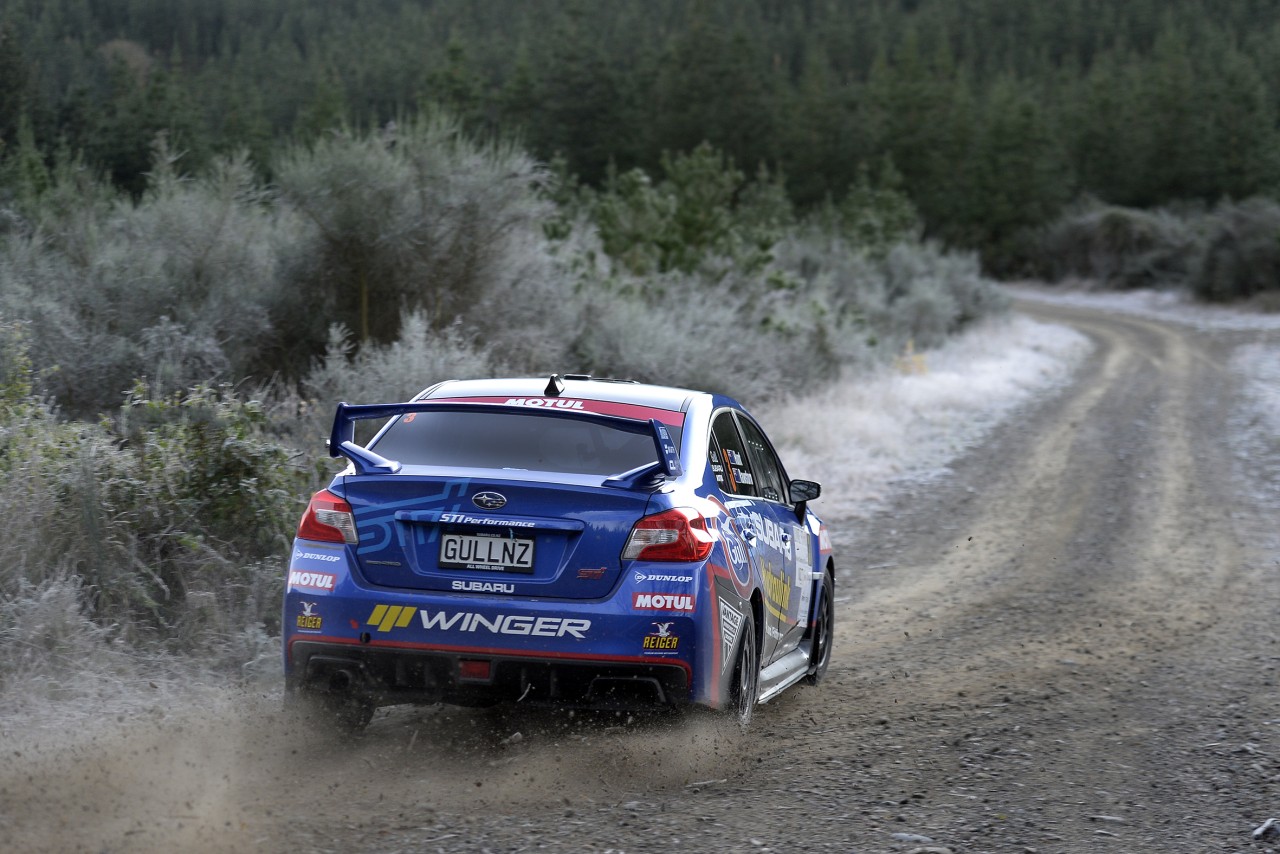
[756,647,810,704]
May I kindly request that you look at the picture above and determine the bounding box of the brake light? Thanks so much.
[621,508,714,562]
[296,489,358,544]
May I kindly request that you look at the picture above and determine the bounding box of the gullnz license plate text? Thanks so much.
[440,533,534,572]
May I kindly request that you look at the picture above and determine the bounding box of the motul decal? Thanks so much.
[632,592,696,612]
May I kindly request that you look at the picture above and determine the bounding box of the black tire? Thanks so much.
[804,570,835,686]
[729,608,760,729]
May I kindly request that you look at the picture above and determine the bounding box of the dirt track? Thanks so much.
[2,299,1279,853]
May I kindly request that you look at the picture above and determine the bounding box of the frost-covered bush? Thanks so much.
[1191,198,1280,303]
[568,270,841,399]
[304,313,494,404]
[0,148,294,417]
[0,324,306,667]
[273,113,555,360]
[771,231,1006,360]
[1032,200,1199,289]
[1033,196,1280,304]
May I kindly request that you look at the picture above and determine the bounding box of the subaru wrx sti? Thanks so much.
[282,375,834,729]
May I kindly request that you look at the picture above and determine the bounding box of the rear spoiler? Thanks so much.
[327,401,684,480]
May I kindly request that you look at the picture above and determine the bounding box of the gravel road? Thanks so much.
[3,299,1278,853]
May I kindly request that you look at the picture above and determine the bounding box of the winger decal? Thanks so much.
[419,610,591,638]
[368,604,418,632]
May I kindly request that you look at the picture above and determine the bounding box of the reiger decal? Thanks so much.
[288,570,336,591]
[633,592,695,612]
[296,601,322,631]
[642,621,680,655]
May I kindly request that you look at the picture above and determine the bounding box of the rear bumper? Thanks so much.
[283,589,702,711]
[288,638,691,709]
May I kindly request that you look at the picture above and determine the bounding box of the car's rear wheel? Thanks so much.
[729,609,759,729]
[804,569,835,685]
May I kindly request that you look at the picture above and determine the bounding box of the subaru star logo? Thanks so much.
[472,491,507,510]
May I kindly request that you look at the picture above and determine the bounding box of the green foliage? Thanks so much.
[835,159,922,255]
[5,0,1280,267]
[588,143,793,276]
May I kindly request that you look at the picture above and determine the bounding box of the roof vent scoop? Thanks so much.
[545,374,565,396]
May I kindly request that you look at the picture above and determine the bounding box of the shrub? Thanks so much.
[273,112,554,362]
[1033,200,1199,289]
[0,145,294,417]
[0,322,307,666]
[1191,198,1280,303]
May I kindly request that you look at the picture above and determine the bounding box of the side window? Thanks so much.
[738,416,786,503]
[709,411,756,496]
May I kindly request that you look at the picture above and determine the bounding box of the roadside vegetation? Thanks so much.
[1,0,1278,701]
[0,112,1005,696]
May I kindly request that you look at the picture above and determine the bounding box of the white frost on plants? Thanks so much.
[759,312,1092,523]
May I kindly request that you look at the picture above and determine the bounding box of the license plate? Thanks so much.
[439,533,535,573]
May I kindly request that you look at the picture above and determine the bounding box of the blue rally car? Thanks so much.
[283,375,834,729]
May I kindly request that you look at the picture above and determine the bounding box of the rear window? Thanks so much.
[370,411,681,476]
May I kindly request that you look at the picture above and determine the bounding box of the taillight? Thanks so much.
[621,507,714,562]
[296,489,358,544]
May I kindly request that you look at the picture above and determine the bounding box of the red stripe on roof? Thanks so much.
[431,396,686,427]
